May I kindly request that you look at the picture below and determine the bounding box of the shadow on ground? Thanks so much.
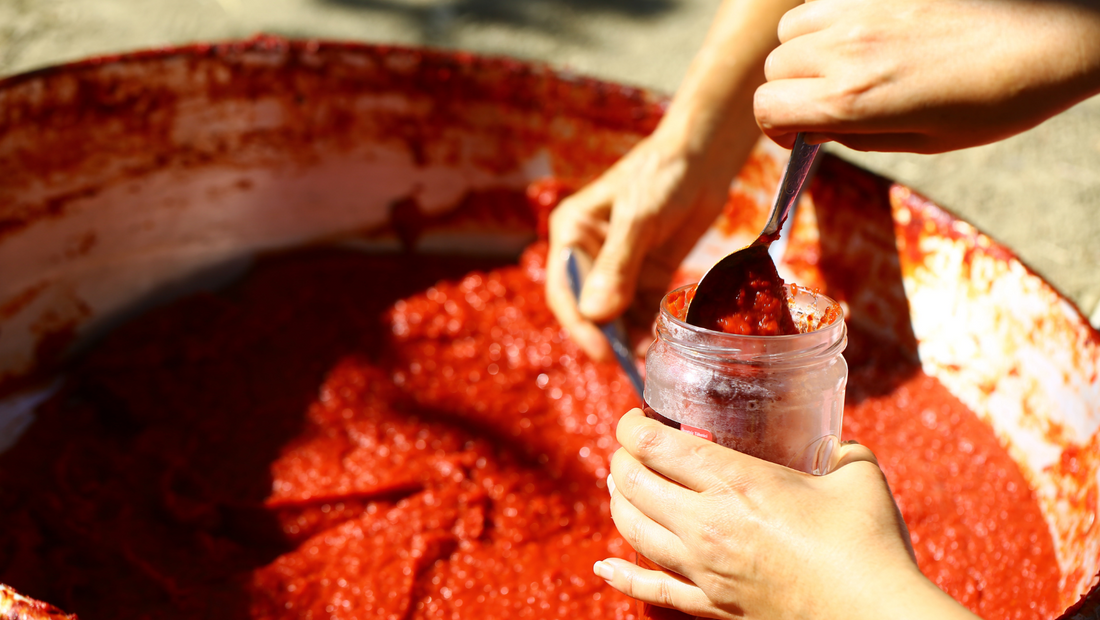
[320,0,678,44]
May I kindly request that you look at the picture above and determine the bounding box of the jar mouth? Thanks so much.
[657,284,846,363]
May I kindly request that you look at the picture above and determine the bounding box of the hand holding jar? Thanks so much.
[594,409,979,620]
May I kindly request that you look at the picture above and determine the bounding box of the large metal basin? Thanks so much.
[1,36,1097,618]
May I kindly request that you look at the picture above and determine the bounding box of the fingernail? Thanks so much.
[593,560,615,581]
[606,474,616,497]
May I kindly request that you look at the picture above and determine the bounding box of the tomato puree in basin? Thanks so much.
[0,198,1062,620]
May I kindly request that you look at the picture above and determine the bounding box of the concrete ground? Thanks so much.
[3,0,1098,326]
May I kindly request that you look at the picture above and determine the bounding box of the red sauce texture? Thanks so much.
[0,244,1062,620]
[842,327,1062,619]
[681,248,798,336]
[0,247,640,620]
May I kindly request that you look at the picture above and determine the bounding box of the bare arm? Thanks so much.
[546,0,801,360]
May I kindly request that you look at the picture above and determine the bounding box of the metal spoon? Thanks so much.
[563,247,645,398]
[684,134,821,326]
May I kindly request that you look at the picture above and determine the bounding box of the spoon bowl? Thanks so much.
[684,134,821,328]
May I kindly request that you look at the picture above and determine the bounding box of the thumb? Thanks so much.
[578,213,651,323]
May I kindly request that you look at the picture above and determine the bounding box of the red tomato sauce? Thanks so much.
[681,249,799,336]
[0,244,1062,620]
[842,326,1062,619]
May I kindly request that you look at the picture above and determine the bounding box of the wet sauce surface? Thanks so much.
[0,246,639,619]
[0,243,1062,620]
[843,326,1062,618]
[683,247,799,336]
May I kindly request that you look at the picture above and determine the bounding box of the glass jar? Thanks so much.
[637,284,848,620]
[644,283,848,475]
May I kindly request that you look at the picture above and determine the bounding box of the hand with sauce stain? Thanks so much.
[595,409,982,620]
[755,0,1100,153]
[546,0,802,361]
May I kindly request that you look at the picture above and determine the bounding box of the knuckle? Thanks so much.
[609,447,631,476]
[627,517,648,551]
[695,518,727,548]
[753,87,775,127]
[824,79,874,122]
[775,11,800,43]
[621,566,638,597]
[839,22,884,52]
[775,18,791,43]
[687,440,715,463]
[621,463,642,496]
[763,51,780,82]
[687,442,732,482]
[706,468,754,505]
[691,518,735,569]
[656,578,676,608]
[630,424,664,459]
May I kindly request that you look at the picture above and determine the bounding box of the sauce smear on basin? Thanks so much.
[0,242,1062,619]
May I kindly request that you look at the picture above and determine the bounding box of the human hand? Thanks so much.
[545,127,749,361]
[754,0,1100,153]
[545,0,807,361]
[595,409,979,620]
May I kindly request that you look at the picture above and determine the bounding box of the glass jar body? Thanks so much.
[644,284,848,475]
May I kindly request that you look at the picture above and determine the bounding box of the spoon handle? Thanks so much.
[563,247,646,398]
[760,133,821,242]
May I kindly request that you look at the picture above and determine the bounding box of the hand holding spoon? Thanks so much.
[564,247,645,398]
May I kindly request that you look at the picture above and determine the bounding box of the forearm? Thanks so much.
[850,562,983,620]
[658,0,801,165]
[1017,0,1100,121]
